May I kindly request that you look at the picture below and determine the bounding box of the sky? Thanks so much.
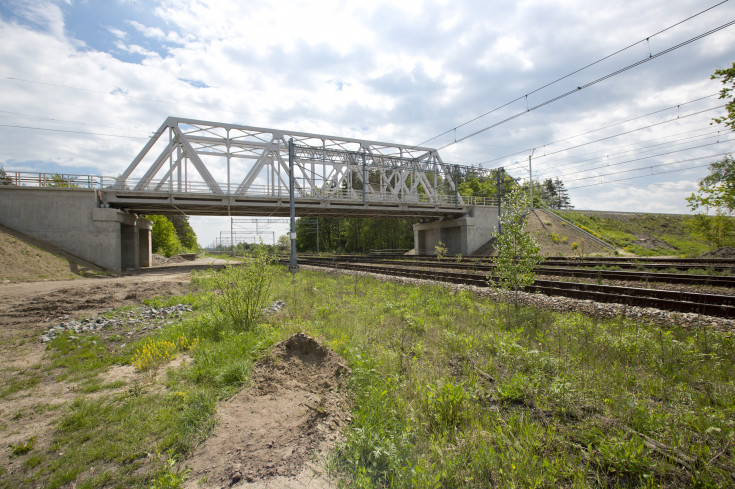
[1,0,734,247]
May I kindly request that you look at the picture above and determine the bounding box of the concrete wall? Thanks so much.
[413,206,499,255]
[0,187,151,272]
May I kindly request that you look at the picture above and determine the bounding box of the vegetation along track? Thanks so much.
[293,257,735,318]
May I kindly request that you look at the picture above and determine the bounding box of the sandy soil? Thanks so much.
[0,259,350,488]
[0,265,194,482]
[184,333,350,489]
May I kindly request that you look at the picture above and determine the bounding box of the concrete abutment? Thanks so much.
[413,206,499,256]
[0,187,152,272]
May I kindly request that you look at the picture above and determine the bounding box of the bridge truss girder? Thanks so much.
[113,117,464,211]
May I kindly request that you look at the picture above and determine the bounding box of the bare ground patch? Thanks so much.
[183,333,350,489]
[0,271,191,483]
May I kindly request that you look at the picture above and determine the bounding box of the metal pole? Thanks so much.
[528,149,535,209]
[454,165,460,209]
[288,138,298,271]
[362,150,367,204]
[316,218,320,254]
[230,217,234,256]
[497,168,504,236]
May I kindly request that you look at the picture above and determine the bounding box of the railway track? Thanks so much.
[309,253,735,272]
[292,258,735,318]
[296,256,735,287]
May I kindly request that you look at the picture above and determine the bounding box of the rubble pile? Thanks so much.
[40,304,193,342]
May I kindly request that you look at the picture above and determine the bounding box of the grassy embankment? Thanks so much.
[558,211,713,257]
[2,261,734,488]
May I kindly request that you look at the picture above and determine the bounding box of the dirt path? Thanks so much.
[1,260,350,488]
[0,264,197,481]
[184,333,349,489]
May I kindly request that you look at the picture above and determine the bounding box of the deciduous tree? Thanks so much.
[491,185,542,307]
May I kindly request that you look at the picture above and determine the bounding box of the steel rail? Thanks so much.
[297,256,735,285]
[293,259,735,318]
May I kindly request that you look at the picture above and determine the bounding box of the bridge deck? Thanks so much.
[102,189,471,218]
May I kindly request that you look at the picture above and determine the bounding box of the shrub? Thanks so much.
[211,246,276,331]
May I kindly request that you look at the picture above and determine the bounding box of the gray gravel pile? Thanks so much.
[264,299,286,315]
[40,304,193,342]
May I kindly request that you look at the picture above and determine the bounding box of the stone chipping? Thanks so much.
[40,304,193,342]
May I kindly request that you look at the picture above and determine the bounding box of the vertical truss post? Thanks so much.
[454,165,460,209]
[361,150,367,204]
[288,138,298,272]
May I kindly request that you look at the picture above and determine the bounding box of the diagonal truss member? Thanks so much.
[115,117,466,206]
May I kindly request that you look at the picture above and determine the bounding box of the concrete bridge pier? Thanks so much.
[0,187,151,272]
[413,206,499,256]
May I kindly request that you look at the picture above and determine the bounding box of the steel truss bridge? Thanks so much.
[103,117,496,218]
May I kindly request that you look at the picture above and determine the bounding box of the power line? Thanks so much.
[0,123,149,140]
[419,2,730,147]
[566,162,715,190]
[438,19,735,151]
[474,93,719,166]
[0,110,150,135]
[564,152,732,184]
[535,128,728,177]
[502,104,724,169]
[551,138,735,180]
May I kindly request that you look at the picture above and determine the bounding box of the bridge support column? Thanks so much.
[413,206,499,256]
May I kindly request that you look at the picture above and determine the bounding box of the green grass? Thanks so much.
[271,269,735,488]
[3,265,734,488]
[559,211,712,257]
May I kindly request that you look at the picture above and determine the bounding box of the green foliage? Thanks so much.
[536,177,573,209]
[296,217,416,253]
[207,246,276,331]
[9,266,735,488]
[433,241,448,259]
[42,174,79,188]
[686,156,735,217]
[145,215,183,257]
[276,234,290,251]
[166,215,199,251]
[9,436,35,456]
[0,165,13,185]
[149,451,190,489]
[492,185,542,305]
[560,211,711,256]
[711,61,735,132]
[685,213,735,249]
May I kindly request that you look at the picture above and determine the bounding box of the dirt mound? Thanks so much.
[0,224,104,282]
[700,247,735,258]
[183,333,350,488]
[526,209,613,257]
[152,254,187,265]
[633,236,675,250]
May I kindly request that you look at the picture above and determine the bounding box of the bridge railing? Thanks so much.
[2,170,499,208]
[0,171,116,189]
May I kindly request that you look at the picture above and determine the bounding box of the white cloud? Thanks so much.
[1,0,735,246]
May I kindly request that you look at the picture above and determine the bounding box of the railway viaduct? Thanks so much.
[0,117,499,272]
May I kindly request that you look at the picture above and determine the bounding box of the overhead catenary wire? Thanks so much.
[474,93,719,166]
[566,162,717,190]
[438,19,735,151]
[0,109,151,135]
[562,151,732,184]
[0,123,149,140]
[534,129,732,178]
[419,2,730,148]
[497,104,724,170]
[546,137,735,180]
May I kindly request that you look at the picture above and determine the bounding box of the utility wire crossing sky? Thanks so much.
[0,0,734,245]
